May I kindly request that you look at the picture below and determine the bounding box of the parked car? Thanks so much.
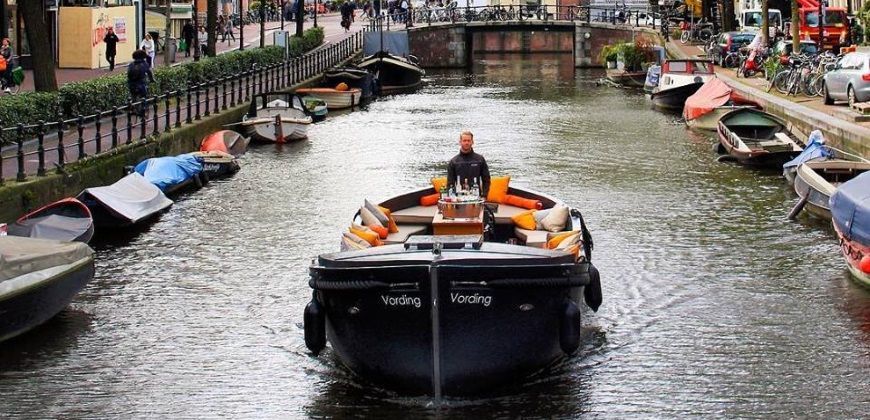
[823,51,870,107]
[771,39,819,63]
[709,31,756,66]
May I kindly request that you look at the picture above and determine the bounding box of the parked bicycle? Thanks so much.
[680,20,714,44]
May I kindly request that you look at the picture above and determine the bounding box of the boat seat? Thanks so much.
[490,203,526,224]
[384,224,429,245]
[513,227,550,248]
[391,205,438,224]
[774,132,793,143]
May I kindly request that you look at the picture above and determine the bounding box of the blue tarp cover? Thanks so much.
[644,65,661,89]
[134,153,203,191]
[830,171,870,245]
[783,130,829,170]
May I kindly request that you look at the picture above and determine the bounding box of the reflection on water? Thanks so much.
[1,53,868,417]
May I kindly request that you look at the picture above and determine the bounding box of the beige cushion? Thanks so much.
[555,233,581,249]
[360,207,385,228]
[514,227,550,248]
[364,199,390,225]
[491,204,526,224]
[539,205,569,232]
[384,224,429,244]
[391,205,438,224]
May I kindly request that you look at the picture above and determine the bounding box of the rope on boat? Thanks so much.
[484,276,589,289]
[309,278,392,290]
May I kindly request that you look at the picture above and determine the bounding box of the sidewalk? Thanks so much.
[17,13,351,92]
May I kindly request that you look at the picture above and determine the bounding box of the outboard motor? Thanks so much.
[559,300,582,355]
[304,291,326,355]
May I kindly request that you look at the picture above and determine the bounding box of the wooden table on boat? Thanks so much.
[432,210,484,236]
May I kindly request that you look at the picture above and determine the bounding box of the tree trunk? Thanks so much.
[792,0,800,52]
[296,0,304,37]
[165,0,172,66]
[762,0,769,46]
[239,0,244,50]
[19,0,57,92]
[207,0,218,56]
[260,1,266,48]
[721,0,735,32]
[194,0,201,60]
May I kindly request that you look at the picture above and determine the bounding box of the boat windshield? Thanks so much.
[666,61,713,74]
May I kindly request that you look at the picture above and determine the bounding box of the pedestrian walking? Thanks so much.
[0,38,14,93]
[198,25,208,55]
[219,15,227,42]
[181,20,195,57]
[127,49,155,119]
[103,27,119,71]
[224,16,236,43]
[139,33,155,68]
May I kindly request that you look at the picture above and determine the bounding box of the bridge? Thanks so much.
[367,5,667,68]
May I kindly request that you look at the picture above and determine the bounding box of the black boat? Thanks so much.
[358,51,425,95]
[649,59,715,110]
[8,197,94,243]
[0,236,95,342]
[324,66,378,100]
[77,173,174,228]
[304,185,602,396]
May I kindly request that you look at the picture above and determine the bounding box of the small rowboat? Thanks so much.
[77,173,173,228]
[240,93,313,143]
[195,130,248,178]
[302,96,329,121]
[295,87,362,110]
[716,108,802,168]
[8,197,94,243]
[792,160,870,220]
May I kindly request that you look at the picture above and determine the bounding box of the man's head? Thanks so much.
[459,131,474,154]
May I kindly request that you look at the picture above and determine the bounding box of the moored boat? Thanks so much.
[8,198,94,243]
[238,92,313,143]
[324,66,377,100]
[358,51,425,95]
[716,108,803,168]
[195,130,248,178]
[782,130,830,184]
[650,59,715,110]
[0,236,95,342]
[792,160,870,220]
[302,96,329,121]
[829,171,870,287]
[76,173,173,228]
[683,77,759,131]
[605,68,648,88]
[304,183,602,396]
[295,87,362,110]
[134,153,205,195]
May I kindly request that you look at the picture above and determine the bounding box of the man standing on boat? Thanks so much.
[447,131,491,197]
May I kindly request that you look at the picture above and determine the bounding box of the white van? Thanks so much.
[739,8,783,38]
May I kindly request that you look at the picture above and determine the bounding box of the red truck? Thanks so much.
[796,0,850,51]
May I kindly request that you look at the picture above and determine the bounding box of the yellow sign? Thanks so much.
[58,6,137,69]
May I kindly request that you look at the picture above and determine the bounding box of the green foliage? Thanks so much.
[0,27,325,143]
[0,92,61,143]
[604,36,657,71]
[598,44,618,64]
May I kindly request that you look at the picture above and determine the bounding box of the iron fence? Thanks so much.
[0,30,365,183]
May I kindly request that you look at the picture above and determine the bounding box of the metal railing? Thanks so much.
[366,5,664,30]
[0,30,365,183]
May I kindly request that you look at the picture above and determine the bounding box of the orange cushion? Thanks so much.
[505,194,542,210]
[564,244,580,258]
[379,206,400,234]
[369,224,389,239]
[487,176,510,204]
[350,224,382,246]
[431,177,448,193]
[547,230,580,249]
[511,209,537,230]
[420,193,440,206]
[335,82,349,91]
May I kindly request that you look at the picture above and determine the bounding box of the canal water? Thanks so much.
[2,54,869,418]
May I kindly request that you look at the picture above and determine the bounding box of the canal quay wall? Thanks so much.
[0,42,363,224]
[665,43,870,158]
[407,22,664,68]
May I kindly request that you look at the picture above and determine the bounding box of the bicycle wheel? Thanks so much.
[723,53,740,68]
[774,71,791,94]
[680,30,690,44]
[811,74,826,97]
[699,28,713,43]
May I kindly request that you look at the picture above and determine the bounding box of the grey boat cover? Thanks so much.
[9,214,92,242]
[0,236,93,296]
[78,173,173,224]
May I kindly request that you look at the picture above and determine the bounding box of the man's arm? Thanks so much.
[480,156,491,198]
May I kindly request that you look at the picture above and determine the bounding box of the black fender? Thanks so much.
[583,264,602,312]
[304,291,326,355]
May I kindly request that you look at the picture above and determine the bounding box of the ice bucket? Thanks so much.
[438,199,484,219]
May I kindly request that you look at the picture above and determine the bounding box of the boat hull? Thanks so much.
[248,121,309,143]
[651,82,705,110]
[359,53,425,95]
[794,161,870,220]
[606,69,647,87]
[296,88,362,110]
[311,248,596,396]
[833,223,870,288]
[716,109,802,168]
[0,257,94,342]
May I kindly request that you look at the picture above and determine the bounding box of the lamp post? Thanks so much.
[314,0,318,28]
[239,0,244,50]
[281,0,285,30]
[194,0,201,60]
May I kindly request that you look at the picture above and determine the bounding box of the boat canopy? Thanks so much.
[783,130,830,170]
[683,78,732,120]
[134,153,203,191]
[830,171,870,245]
[0,236,92,286]
[78,173,173,223]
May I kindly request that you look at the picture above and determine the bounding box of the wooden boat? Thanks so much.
[0,236,95,342]
[606,68,648,88]
[792,160,870,220]
[195,130,248,178]
[304,184,602,396]
[133,153,206,196]
[716,108,803,168]
[302,96,329,121]
[683,78,759,131]
[7,198,94,243]
[295,87,362,110]
[324,66,377,100]
[239,92,313,143]
[358,51,425,95]
[77,173,173,228]
[830,171,870,287]
[650,59,715,110]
